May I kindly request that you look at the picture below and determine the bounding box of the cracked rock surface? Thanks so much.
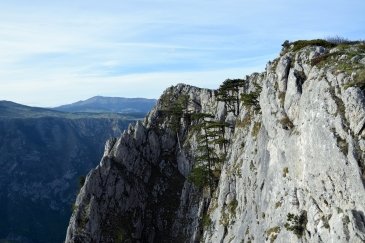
[66,42,365,243]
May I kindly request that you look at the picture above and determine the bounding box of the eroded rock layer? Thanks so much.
[66,41,365,243]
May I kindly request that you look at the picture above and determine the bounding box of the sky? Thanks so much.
[0,0,364,107]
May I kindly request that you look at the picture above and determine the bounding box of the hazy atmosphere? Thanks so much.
[1,0,364,106]
[2,1,365,243]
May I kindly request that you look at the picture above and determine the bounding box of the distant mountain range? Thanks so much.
[0,98,154,243]
[53,96,157,114]
[0,100,137,119]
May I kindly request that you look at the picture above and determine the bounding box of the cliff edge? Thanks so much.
[66,40,365,243]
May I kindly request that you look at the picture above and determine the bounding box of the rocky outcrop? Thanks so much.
[65,85,214,242]
[66,41,365,242]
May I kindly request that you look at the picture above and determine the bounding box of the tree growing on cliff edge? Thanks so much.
[160,90,230,196]
[240,82,262,112]
[160,92,190,132]
[189,113,229,197]
[216,79,245,116]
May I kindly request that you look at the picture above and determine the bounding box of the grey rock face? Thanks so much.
[66,42,365,243]
[66,85,211,242]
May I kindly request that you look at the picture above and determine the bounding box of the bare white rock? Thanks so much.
[66,44,365,243]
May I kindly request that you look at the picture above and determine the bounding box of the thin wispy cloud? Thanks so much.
[0,0,364,106]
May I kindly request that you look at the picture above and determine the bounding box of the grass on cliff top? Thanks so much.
[343,69,365,90]
[283,37,364,53]
[290,39,337,52]
[308,42,365,90]
[311,42,365,66]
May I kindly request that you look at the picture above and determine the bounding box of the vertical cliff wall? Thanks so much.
[66,41,365,243]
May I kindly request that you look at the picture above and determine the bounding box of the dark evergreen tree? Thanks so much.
[240,82,262,112]
[189,113,229,197]
[216,79,245,116]
[160,92,189,132]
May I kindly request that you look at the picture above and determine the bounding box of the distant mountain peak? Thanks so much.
[53,96,157,114]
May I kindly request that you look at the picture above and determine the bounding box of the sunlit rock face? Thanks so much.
[66,41,365,243]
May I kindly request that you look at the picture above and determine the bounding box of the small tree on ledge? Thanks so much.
[217,79,245,116]
[240,83,262,112]
[189,113,228,197]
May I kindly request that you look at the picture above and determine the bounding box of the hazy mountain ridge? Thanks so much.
[66,40,365,242]
[0,99,150,243]
[53,96,157,114]
[0,100,143,120]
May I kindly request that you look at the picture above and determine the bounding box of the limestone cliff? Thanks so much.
[66,40,365,243]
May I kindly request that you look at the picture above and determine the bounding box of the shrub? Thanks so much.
[311,52,340,66]
[241,83,262,111]
[241,93,259,107]
[235,111,252,128]
[217,79,245,116]
[278,92,286,107]
[358,43,365,52]
[343,69,365,90]
[228,199,238,215]
[266,226,281,243]
[219,211,229,227]
[326,36,364,45]
[71,204,78,213]
[79,175,86,189]
[283,167,289,177]
[335,134,349,156]
[252,122,261,138]
[326,36,353,45]
[284,211,307,238]
[282,40,290,48]
[188,166,209,189]
[202,212,212,228]
[275,201,282,208]
[291,39,336,52]
[279,116,294,130]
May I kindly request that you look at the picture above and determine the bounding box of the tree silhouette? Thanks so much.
[189,113,229,197]
[160,92,189,132]
[217,79,245,116]
[240,83,262,112]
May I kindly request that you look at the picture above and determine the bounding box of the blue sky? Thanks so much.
[0,0,364,106]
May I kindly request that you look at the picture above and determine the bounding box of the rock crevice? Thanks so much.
[66,41,365,243]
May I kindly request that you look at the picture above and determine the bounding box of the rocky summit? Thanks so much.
[66,40,365,243]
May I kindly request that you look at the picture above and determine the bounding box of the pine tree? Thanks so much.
[189,113,229,197]
[240,83,262,112]
[160,92,189,132]
[216,79,245,116]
